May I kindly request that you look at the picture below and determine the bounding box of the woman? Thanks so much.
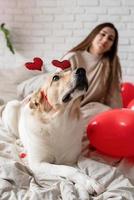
[62,22,122,108]
[61,22,123,156]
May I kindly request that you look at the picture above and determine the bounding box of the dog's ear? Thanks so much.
[40,90,53,112]
[29,90,40,109]
[29,90,52,112]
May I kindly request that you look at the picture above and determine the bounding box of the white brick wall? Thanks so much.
[0,0,134,81]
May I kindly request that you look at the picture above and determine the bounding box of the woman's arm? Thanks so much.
[104,86,123,108]
[103,56,123,109]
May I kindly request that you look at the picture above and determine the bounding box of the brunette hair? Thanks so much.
[69,22,118,60]
[69,22,122,94]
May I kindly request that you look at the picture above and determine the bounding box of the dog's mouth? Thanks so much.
[62,68,88,103]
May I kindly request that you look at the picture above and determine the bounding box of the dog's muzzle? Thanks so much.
[75,68,88,91]
[62,68,88,103]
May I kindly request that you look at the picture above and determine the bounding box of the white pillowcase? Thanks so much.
[0,65,44,104]
[17,73,49,99]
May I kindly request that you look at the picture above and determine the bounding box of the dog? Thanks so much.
[1,67,104,196]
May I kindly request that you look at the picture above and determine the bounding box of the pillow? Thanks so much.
[0,65,44,103]
[17,73,50,99]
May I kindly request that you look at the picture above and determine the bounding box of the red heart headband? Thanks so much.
[52,60,71,70]
[25,57,43,71]
[25,57,71,71]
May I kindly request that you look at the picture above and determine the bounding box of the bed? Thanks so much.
[0,66,134,200]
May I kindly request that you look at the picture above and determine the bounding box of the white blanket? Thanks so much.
[0,67,134,200]
[0,123,134,200]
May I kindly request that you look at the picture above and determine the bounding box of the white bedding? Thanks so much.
[0,67,134,200]
[0,66,44,103]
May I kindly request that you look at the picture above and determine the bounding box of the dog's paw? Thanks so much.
[70,171,105,196]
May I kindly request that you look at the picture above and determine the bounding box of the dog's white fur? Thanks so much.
[1,68,104,196]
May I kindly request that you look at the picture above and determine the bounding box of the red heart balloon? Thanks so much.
[121,82,134,108]
[25,57,43,71]
[127,99,134,110]
[52,60,71,70]
[87,109,134,157]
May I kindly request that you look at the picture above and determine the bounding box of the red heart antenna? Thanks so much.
[52,60,71,70]
[25,57,43,71]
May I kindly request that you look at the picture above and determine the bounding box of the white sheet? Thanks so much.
[0,122,134,199]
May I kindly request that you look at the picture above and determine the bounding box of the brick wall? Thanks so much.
[0,0,134,81]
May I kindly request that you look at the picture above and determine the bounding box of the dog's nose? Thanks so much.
[75,68,86,76]
[75,68,88,91]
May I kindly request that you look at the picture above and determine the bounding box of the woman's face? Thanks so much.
[90,27,116,56]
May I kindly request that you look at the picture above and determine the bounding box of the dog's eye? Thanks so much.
[52,75,60,81]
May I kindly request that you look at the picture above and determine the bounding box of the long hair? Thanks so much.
[69,22,122,94]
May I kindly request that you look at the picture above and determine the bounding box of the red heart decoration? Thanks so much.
[121,82,134,107]
[127,99,134,110]
[87,109,134,157]
[25,57,43,71]
[52,60,71,70]
[19,153,27,159]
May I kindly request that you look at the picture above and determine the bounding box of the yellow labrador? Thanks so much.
[1,68,104,196]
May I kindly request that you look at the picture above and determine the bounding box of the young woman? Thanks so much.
[62,22,122,109]
[61,22,123,156]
